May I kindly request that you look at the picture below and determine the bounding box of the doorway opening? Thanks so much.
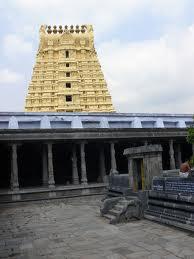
[133,158,144,191]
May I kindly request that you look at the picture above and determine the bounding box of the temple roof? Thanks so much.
[0,112,193,130]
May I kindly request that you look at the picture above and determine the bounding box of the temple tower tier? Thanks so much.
[25,24,115,112]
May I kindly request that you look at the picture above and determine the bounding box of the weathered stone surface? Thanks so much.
[100,197,123,215]
[108,174,131,196]
[145,176,194,232]
[124,144,163,190]
[124,144,163,156]
[101,197,143,224]
[1,196,194,258]
[153,176,194,194]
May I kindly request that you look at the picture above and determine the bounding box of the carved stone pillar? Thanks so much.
[98,146,107,183]
[169,140,176,170]
[42,144,48,186]
[177,144,182,167]
[72,144,79,185]
[10,144,19,191]
[80,142,87,185]
[47,143,55,188]
[128,158,134,190]
[110,142,118,174]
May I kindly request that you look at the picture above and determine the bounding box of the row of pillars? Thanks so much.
[145,140,194,170]
[169,140,194,169]
[10,142,118,191]
[9,139,194,192]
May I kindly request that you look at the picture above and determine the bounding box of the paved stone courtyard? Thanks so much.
[1,196,194,259]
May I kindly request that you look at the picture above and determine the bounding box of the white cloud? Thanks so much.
[13,0,187,21]
[3,34,33,57]
[147,0,186,18]
[14,0,140,12]
[0,69,24,84]
[13,0,186,15]
[8,0,191,46]
[98,25,194,113]
[12,0,143,38]
[12,0,189,39]
[0,0,194,112]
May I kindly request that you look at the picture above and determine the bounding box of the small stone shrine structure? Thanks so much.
[123,145,163,191]
[101,145,163,224]
[145,176,194,232]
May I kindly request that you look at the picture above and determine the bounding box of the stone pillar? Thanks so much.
[98,146,107,183]
[177,144,182,167]
[110,142,118,174]
[128,158,134,190]
[144,140,148,146]
[72,144,79,185]
[169,140,176,170]
[47,143,55,188]
[42,144,48,186]
[10,144,19,191]
[157,153,163,172]
[80,142,88,185]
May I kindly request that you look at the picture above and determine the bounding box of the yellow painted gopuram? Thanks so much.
[25,25,115,112]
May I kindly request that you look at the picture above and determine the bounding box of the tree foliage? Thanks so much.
[186,118,194,166]
[187,115,194,144]
[187,127,194,144]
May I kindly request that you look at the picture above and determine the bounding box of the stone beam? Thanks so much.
[0,128,187,142]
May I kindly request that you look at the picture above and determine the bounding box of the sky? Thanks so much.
[0,0,194,113]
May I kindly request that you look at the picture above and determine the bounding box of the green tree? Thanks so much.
[187,127,194,144]
[187,118,194,166]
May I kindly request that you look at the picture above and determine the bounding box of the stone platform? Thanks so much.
[0,183,107,203]
[145,177,194,232]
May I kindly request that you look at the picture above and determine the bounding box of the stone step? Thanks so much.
[144,213,194,232]
[145,211,188,225]
[117,202,128,206]
[118,199,137,205]
[118,199,129,204]
[145,209,194,225]
[148,199,194,212]
[145,209,185,222]
[114,204,124,211]
[116,198,137,209]
[147,205,194,221]
[109,209,121,217]
[126,195,138,200]
[117,200,131,206]
[103,213,116,222]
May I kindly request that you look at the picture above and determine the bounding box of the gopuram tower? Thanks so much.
[25,25,115,112]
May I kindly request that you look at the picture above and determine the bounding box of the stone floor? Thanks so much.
[1,196,194,259]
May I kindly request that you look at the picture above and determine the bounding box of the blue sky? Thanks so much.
[0,0,194,113]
